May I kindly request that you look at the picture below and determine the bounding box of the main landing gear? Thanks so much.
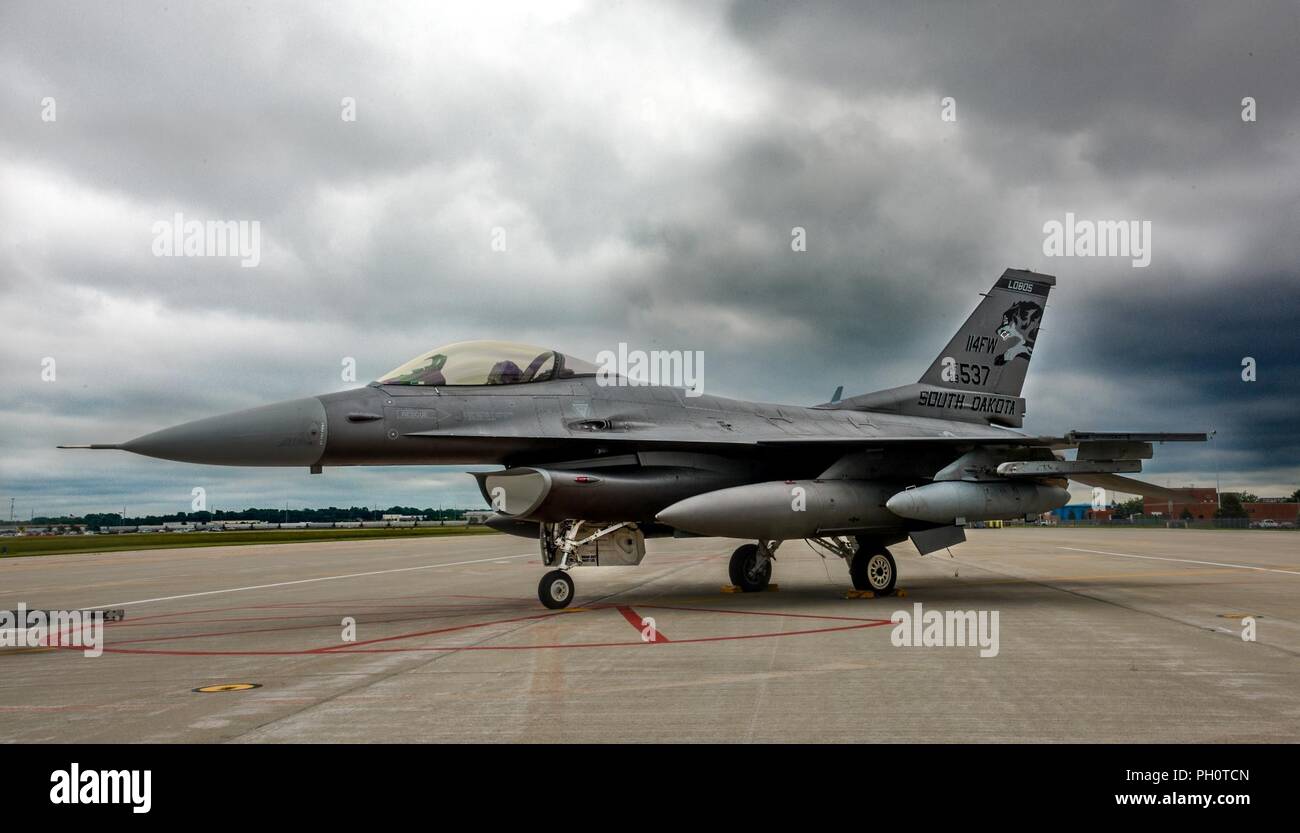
[808,535,898,596]
[729,536,897,595]
[728,541,778,592]
[849,543,897,595]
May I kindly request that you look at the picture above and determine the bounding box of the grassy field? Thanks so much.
[0,525,499,558]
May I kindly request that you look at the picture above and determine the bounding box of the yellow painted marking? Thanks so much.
[843,588,905,599]
[194,683,260,693]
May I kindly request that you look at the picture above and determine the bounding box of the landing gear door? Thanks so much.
[575,524,646,566]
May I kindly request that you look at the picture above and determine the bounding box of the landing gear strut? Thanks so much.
[729,540,779,592]
[536,520,647,609]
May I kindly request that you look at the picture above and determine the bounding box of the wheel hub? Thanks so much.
[868,554,891,588]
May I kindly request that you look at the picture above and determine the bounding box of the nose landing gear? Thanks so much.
[538,570,575,609]
[535,519,647,609]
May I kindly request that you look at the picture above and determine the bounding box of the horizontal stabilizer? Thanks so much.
[1069,473,1191,500]
[1065,431,1208,443]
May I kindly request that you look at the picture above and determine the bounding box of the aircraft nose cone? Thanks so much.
[122,396,327,466]
[655,494,711,534]
[656,488,753,538]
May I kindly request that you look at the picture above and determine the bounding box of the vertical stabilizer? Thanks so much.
[917,268,1055,399]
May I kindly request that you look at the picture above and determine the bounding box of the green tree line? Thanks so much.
[30,506,475,529]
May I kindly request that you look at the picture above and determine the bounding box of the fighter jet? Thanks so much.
[63,269,1205,608]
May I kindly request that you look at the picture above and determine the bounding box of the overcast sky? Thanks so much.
[2,0,1297,518]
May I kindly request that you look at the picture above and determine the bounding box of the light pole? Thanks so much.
[1210,429,1221,509]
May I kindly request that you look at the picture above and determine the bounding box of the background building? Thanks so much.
[1143,487,1220,520]
[1049,504,1114,523]
[1141,487,1298,524]
[1242,501,1300,524]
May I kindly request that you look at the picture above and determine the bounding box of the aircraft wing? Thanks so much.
[759,430,1209,448]
[405,430,1044,447]
[1017,432,1209,498]
[754,435,1048,446]
[1066,473,1194,500]
[405,428,1206,450]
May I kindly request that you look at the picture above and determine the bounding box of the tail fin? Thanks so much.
[917,268,1055,399]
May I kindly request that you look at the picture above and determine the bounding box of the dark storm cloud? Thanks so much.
[727,1,1300,148]
[672,0,1300,490]
[1028,273,1300,486]
[1,0,1297,516]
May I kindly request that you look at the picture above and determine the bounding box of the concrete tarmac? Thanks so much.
[0,529,1296,742]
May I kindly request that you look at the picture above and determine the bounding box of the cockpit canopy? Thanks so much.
[377,340,599,387]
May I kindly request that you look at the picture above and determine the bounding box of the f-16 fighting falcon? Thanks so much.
[63,269,1206,608]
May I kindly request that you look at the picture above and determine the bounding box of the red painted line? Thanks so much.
[311,609,571,652]
[81,619,893,656]
[108,602,528,630]
[616,606,670,643]
[98,602,893,650]
[635,603,885,623]
[105,611,494,647]
[44,588,898,657]
[363,620,891,651]
[95,592,527,623]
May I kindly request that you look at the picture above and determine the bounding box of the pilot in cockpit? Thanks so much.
[487,360,523,385]
[405,353,448,386]
[487,352,554,385]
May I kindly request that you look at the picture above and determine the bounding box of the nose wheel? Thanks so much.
[538,570,575,609]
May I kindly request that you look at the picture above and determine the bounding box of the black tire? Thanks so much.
[728,543,772,592]
[538,570,575,609]
[850,544,897,594]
